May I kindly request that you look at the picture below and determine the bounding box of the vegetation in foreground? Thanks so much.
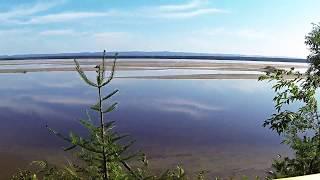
[259,23,320,178]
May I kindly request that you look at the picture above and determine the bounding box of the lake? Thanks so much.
[0,59,301,179]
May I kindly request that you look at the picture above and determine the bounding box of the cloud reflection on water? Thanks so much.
[153,98,223,119]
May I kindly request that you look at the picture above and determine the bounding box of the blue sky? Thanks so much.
[0,0,319,57]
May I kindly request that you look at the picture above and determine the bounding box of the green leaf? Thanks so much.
[79,119,96,131]
[258,75,268,81]
[102,89,119,101]
[120,152,139,161]
[101,50,106,79]
[90,103,100,111]
[46,125,71,143]
[100,55,117,87]
[104,120,116,129]
[64,145,77,151]
[112,134,130,142]
[74,59,98,87]
[30,161,48,169]
[103,102,118,113]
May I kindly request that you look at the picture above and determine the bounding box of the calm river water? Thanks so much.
[0,65,291,178]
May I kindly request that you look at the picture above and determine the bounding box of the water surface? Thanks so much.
[0,65,290,178]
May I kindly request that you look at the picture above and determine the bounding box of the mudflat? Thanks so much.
[0,59,308,79]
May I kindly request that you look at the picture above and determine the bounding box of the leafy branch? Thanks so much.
[260,23,320,178]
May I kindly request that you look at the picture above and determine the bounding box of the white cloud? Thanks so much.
[0,0,117,25]
[22,11,115,24]
[0,25,309,58]
[159,0,204,11]
[93,32,130,39]
[144,0,227,19]
[39,29,75,36]
[0,28,136,54]
[0,29,30,35]
[0,1,65,23]
[155,8,227,19]
[199,27,266,39]
[1,0,227,25]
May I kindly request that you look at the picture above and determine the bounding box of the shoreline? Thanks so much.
[0,60,308,79]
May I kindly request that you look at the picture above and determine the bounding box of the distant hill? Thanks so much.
[0,51,307,63]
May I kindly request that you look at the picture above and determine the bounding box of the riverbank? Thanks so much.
[0,59,308,79]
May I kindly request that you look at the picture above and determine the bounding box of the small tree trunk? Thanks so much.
[99,86,109,180]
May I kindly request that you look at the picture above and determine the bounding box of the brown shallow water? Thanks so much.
[0,59,303,179]
[1,144,289,179]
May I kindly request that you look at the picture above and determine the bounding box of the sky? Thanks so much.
[0,0,319,58]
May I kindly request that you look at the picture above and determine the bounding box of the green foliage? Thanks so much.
[12,161,79,180]
[259,23,320,178]
[305,23,320,56]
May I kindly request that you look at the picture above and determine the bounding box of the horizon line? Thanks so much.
[0,51,307,63]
